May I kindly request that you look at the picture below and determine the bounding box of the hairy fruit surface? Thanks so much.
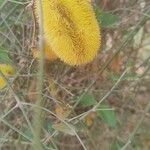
[34,0,100,65]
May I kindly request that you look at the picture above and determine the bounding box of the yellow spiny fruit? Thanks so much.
[34,0,100,65]
[0,77,6,89]
[0,64,14,89]
[0,64,14,75]
[32,41,57,60]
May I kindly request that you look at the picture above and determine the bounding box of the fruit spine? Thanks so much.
[34,0,100,65]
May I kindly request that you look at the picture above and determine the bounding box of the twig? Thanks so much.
[22,102,88,150]
[30,0,45,149]
[72,8,150,109]
[69,69,128,121]
[121,101,150,150]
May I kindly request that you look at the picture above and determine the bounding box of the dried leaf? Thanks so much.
[133,27,144,49]
[55,104,70,119]
[53,123,75,135]
[110,54,122,73]
[84,112,96,126]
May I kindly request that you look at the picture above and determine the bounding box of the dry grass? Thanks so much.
[0,0,150,150]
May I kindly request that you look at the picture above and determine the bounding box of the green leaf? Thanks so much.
[44,120,53,133]
[111,140,125,150]
[0,1,3,6]
[94,6,119,27]
[111,142,121,150]
[0,48,11,64]
[52,123,76,135]
[79,93,97,107]
[109,72,138,83]
[97,105,116,128]
[21,127,33,141]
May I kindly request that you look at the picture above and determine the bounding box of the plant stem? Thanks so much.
[31,0,44,149]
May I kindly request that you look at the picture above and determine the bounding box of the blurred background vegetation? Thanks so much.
[0,0,150,150]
